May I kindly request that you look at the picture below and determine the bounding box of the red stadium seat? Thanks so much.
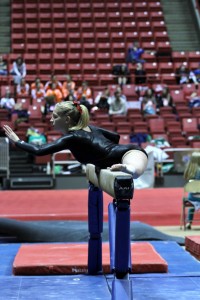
[67,53,81,64]
[150,11,165,22]
[82,53,96,64]
[116,122,132,134]
[110,32,124,43]
[137,21,152,32]
[154,31,169,43]
[98,63,112,75]
[121,12,134,21]
[82,32,95,43]
[158,62,174,74]
[139,31,154,43]
[151,21,167,32]
[148,118,165,134]
[96,32,110,43]
[107,12,121,22]
[67,22,80,33]
[133,2,148,12]
[67,32,81,43]
[182,117,199,136]
[96,52,111,64]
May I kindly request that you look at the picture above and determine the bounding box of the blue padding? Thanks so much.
[112,278,133,300]
[88,184,103,275]
[88,238,102,275]
[108,203,116,271]
[115,207,131,274]
[0,243,21,276]
[88,184,103,234]
[129,277,200,300]
[0,275,111,300]
[149,241,200,277]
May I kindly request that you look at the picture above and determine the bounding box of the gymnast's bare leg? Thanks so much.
[110,150,148,179]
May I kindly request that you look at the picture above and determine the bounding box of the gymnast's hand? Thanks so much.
[3,125,20,143]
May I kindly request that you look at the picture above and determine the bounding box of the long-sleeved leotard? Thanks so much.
[15,125,148,168]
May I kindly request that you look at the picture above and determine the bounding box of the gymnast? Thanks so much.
[3,101,148,179]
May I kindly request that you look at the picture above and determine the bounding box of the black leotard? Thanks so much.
[15,125,147,168]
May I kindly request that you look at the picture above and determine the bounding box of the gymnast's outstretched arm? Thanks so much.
[3,125,72,156]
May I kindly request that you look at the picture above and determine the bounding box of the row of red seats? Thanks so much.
[3,51,200,66]
[12,0,163,15]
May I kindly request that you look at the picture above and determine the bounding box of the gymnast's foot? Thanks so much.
[110,164,137,178]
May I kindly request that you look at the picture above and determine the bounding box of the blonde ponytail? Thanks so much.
[55,101,90,131]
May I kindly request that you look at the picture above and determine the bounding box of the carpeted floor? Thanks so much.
[0,188,183,226]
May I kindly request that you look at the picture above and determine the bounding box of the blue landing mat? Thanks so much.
[0,275,200,300]
[0,242,200,299]
[0,275,111,300]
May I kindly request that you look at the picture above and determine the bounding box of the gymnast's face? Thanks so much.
[50,109,70,133]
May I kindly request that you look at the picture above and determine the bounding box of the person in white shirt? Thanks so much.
[10,56,26,85]
[0,86,15,110]
[108,89,127,116]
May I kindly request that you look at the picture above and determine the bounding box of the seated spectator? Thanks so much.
[0,86,15,112]
[80,95,92,113]
[43,95,56,115]
[183,152,200,230]
[141,88,157,116]
[189,63,200,85]
[156,86,176,113]
[16,78,30,97]
[31,77,44,91]
[126,40,155,65]
[112,64,131,86]
[45,83,63,103]
[10,56,26,85]
[188,92,200,108]
[108,89,128,116]
[0,55,8,75]
[135,62,146,84]
[76,81,93,104]
[62,74,76,98]
[64,89,77,102]
[44,74,62,93]
[175,63,190,84]
[94,86,110,111]
[31,80,45,103]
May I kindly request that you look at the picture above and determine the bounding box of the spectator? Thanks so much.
[45,83,63,103]
[108,89,128,116]
[183,152,200,230]
[126,40,155,65]
[64,89,77,102]
[0,86,15,111]
[16,78,30,97]
[135,62,146,84]
[62,74,76,98]
[76,81,93,104]
[188,92,200,108]
[10,56,26,85]
[175,63,190,84]
[141,88,157,116]
[94,86,110,111]
[31,80,45,103]
[112,63,131,86]
[44,74,62,93]
[31,77,44,91]
[0,55,8,75]
[189,63,200,85]
[156,86,176,113]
